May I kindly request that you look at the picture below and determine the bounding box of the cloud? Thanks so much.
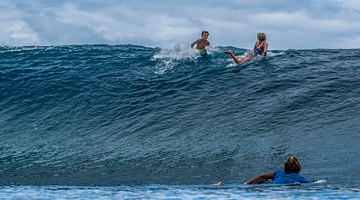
[1,0,360,49]
[53,3,197,44]
[0,2,40,46]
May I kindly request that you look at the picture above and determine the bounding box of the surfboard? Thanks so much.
[311,180,326,184]
[199,48,208,55]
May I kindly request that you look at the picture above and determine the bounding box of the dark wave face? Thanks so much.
[0,45,359,186]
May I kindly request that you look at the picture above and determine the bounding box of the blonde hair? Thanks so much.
[257,33,266,42]
[284,156,302,173]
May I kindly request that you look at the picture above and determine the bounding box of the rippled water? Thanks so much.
[0,44,360,198]
[1,184,360,199]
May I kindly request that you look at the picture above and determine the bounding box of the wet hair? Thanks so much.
[202,31,209,36]
[257,33,266,42]
[284,156,302,173]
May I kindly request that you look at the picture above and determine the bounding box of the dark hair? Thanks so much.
[284,156,302,173]
[202,31,209,36]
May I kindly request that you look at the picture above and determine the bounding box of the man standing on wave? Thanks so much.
[191,31,210,51]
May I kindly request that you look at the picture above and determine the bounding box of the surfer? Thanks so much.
[191,31,210,51]
[223,33,268,65]
[244,156,310,184]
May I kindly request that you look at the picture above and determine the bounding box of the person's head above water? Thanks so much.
[257,33,266,42]
[284,156,302,173]
[202,31,209,39]
[191,31,210,50]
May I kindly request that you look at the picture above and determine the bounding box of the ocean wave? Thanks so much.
[0,44,360,186]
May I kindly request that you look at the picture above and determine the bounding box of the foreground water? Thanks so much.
[0,44,359,198]
[0,184,359,199]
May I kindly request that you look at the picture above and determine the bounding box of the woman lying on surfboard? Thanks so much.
[224,33,268,65]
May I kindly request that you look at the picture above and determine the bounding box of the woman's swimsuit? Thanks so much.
[250,42,265,56]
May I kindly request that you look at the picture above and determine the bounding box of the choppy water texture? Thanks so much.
[0,44,360,199]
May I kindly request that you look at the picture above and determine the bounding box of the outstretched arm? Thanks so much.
[245,173,274,184]
[191,39,200,48]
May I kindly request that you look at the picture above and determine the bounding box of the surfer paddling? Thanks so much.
[244,156,310,184]
[215,156,310,185]
[191,31,210,51]
[224,33,268,65]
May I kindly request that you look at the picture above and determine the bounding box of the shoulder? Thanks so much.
[263,42,268,50]
[273,170,284,175]
[207,40,210,45]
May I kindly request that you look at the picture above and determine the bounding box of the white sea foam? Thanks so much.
[152,42,207,74]
[267,50,286,57]
[152,44,198,74]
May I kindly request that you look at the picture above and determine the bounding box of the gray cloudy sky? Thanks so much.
[1,0,360,49]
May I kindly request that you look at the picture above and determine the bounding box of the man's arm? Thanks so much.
[263,43,268,57]
[191,39,200,48]
[245,173,274,184]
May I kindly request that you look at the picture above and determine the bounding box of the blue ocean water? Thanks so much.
[0,44,360,199]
